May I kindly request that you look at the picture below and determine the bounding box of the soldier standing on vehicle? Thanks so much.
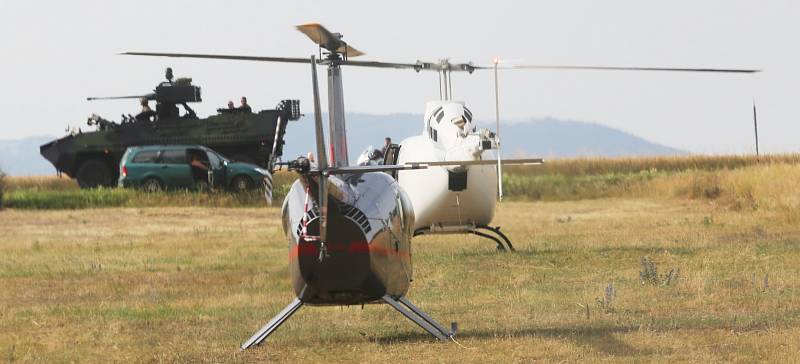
[239,96,252,113]
[135,98,156,121]
[381,137,392,154]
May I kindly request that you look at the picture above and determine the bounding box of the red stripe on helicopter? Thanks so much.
[288,241,408,260]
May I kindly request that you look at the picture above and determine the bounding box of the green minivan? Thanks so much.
[118,145,270,192]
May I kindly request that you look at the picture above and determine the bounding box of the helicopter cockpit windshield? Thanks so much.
[356,145,384,166]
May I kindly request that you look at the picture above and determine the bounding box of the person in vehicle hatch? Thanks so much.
[238,96,252,113]
[135,98,156,121]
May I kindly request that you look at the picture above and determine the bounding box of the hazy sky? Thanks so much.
[1,1,797,154]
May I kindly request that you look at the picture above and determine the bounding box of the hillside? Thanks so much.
[282,114,686,161]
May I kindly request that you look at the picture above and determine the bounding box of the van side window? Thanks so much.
[160,149,186,164]
[132,150,158,163]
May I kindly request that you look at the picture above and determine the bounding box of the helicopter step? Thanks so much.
[382,295,455,341]
[414,224,516,251]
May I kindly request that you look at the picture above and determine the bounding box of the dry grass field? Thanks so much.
[2,195,800,362]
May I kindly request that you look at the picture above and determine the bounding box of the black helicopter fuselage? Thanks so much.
[281,171,415,305]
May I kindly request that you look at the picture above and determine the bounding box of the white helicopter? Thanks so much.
[352,47,758,251]
[128,23,759,253]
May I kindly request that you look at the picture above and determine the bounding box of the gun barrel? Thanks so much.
[86,93,155,101]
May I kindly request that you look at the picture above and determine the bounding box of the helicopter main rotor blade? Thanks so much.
[500,64,760,73]
[122,52,759,74]
[121,52,315,65]
[338,59,421,69]
[122,51,481,72]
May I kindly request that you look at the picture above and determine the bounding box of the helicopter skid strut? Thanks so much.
[241,297,304,350]
[414,224,516,251]
[382,295,455,341]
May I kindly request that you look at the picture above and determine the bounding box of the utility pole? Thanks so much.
[753,98,759,156]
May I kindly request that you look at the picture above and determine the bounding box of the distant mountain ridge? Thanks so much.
[0,115,685,176]
[280,113,686,161]
[0,135,58,176]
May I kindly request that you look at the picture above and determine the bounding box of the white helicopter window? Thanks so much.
[464,107,473,122]
[427,126,438,141]
[429,106,443,123]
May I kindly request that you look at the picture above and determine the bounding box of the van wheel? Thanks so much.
[231,175,253,192]
[76,159,113,189]
[141,178,163,193]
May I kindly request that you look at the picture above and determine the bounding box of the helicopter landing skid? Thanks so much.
[414,224,516,251]
[240,297,304,350]
[476,225,515,251]
[382,295,454,341]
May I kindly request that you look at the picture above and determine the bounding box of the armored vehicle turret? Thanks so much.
[40,68,301,188]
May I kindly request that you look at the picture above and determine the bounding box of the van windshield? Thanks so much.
[212,151,229,164]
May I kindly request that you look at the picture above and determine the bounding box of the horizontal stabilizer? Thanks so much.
[319,158,543,175]
[322,164,429,175]
[406,158,544,167]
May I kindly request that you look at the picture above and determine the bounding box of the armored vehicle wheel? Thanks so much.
[141,178,163,193]
[231,175,254,192]
[76,159,113,188]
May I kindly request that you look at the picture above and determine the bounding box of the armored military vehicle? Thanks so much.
[40,68,301,188]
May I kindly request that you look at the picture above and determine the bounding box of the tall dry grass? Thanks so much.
[4,175,79,192]
[647,164,800,216]
[505,153,800,177]
[503,154,800,216]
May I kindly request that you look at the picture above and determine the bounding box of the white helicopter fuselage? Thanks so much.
[397,100,499,232]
